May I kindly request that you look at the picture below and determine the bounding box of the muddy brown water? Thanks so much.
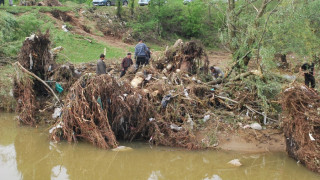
[1,113,319,180]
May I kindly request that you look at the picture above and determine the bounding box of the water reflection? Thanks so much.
[0,113,319,180]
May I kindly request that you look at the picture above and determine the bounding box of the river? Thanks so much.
[0,113,319,180]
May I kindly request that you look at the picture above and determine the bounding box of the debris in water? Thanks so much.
[112,146,133,152]
[228,159,242,167]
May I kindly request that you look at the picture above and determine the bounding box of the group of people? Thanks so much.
[300,62,316,88]
[0,0,13,6]
[96,40,316,89]
[96,39,152,77]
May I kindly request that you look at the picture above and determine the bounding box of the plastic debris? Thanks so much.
[203,115,210,122]
[186,114,194,130]
[203,175,222,180]
[62,25,69,32]
[49,121,63,134]
[52,108,62,119]
[25,34,36,41]
[97,96,103,109]
[228,159,242,166]
[111,146,133,152]
[250,122,262,130]
[309,133,315,141]
[184,89,189,98]
[145,74,152,81]
[161,94,172,108]
[170,124,182,131]
[55,83,64,93]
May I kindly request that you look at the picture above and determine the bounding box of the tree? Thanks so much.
[116,0,122,19]
[130,0,135,16]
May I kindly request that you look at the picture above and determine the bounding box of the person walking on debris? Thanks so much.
[96,54,107,75]
[300,62,315,88]
[145,47,152,65]
[210,66,224,79]
[0,0,4,6]
[120,53,133,77]
[134,39,148,71]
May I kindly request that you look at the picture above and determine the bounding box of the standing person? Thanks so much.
[300,63,315,88]
[134,39,148,71]
[120,53,133,77]
[145,47,152,65]
[0,0,4,6]
[9,0,13,6]
[210,66,224,79]
[96,54,107,75]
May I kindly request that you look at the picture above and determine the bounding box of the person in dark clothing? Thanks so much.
[134,39,148,71]
[300,63,315,88]
[210,66,224,79]
[0,0,4,6]
[120,53,133,77]
[96,54,107,75]
[145,47,151,65]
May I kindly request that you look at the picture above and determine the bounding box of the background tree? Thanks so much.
[116,0,122,19]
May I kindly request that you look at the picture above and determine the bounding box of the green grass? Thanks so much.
[52,31,126,63]
[0,65,16,111]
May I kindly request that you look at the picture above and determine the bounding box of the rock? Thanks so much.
[228,159,242,166]
[250,122,262,130]
[112,146,133,152]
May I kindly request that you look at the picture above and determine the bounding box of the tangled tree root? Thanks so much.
[50,74,199,149]
[13,73,37,126]
[14,31,55,125]
[282,84,320,173]
[156,40,209,74]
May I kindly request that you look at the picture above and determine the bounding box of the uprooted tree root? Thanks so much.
[14,31,55,125]
[13,72,37,126]
[156,40,209,74]
[282,84,320,173]
[50,74,199,149]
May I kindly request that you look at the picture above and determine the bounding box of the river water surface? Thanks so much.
[1,113,319,180]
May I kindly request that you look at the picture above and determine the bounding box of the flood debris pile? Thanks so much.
[50,74,198,149]
[155,40,209,74]
[14,32,55,126]
[13,74,36,126]
[13,32,79,126]
[282,85,320,173]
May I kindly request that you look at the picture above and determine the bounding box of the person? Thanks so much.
[145,47,152,65]
[134,39,148,70]
[0,0,4,6]
[120,53,133,77]
[210,66,224,79]
[9,0,13,6]
[300,63,315,88]
[96,54,106,75]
